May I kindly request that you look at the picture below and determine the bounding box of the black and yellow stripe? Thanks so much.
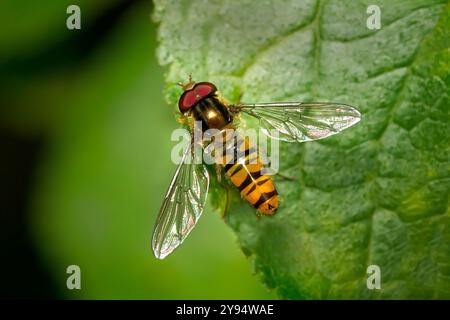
[222,133,279,215]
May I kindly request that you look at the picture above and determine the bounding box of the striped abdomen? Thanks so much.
[190,94,278,215]
[223,134,279,215]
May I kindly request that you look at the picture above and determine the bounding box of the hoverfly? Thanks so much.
[152,76,361,259]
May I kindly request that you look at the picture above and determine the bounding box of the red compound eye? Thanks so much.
[178,90,197,113]
[194,82,216,97]
[178,82,217,113]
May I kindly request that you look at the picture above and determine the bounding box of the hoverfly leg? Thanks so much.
[264,159,296,182]
[275,172,297,182]
[229,89,245,115]
[237,89,244,104]
[220,187,231,219]
[215,164,224,184]
[176,112,189,125]
[213,168,231,219]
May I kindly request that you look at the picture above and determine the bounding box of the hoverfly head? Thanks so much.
[178,77,217,114]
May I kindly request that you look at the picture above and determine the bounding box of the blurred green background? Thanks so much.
[0,0,274,299]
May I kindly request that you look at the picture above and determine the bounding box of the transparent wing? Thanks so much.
[152,141,210,259]
[237,102,361,142]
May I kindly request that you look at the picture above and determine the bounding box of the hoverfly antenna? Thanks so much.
[178,75,195,91]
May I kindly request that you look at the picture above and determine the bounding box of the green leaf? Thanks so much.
[154,0,450,299]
